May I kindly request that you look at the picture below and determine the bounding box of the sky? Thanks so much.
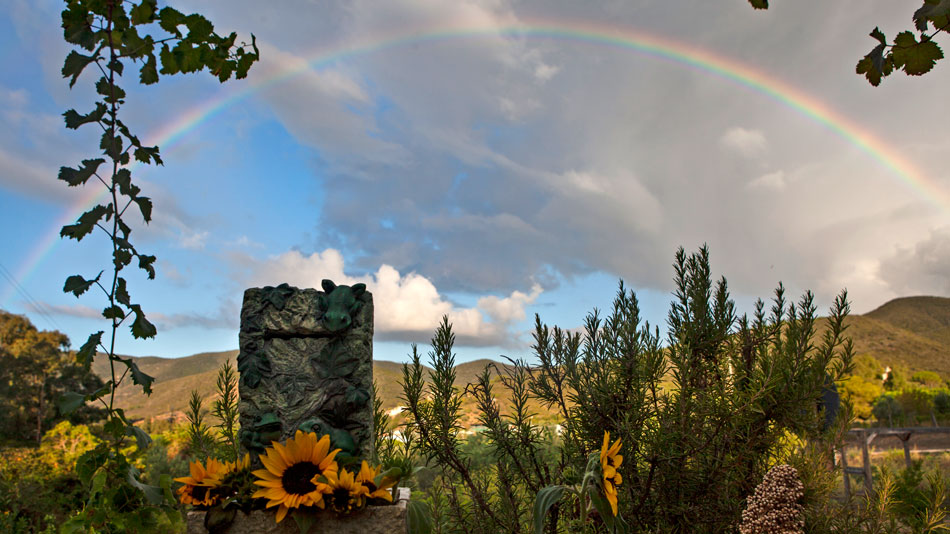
[1,0,949,364]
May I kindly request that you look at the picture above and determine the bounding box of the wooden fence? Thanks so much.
[838,426,950,499]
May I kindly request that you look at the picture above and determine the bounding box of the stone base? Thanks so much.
[186,488,409,534]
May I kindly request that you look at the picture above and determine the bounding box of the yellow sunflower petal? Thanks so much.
[275,505,289,523]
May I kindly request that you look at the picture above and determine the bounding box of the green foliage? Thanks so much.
[0,311,105,444]
[0,422,100,532]
[749,0,950,85]
[912,370,943,387]
[185,390,216,460]
[210,360,240,462]
[56,0,258,530]
[401,246,855,534]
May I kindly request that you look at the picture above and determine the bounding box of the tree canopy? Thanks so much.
[0,311,105,444]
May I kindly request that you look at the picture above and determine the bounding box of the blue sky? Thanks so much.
[1,0,949,363]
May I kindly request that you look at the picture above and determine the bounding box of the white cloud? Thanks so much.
[720,127,768,157]
[878,228,950,297]
[235,249,542,346]
[178,230,209,250]
[748,170,786,190]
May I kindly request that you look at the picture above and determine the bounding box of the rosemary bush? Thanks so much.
[400,246,857,534]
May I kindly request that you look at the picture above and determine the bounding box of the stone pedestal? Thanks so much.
[186,488,409,534]
[237,281,374,462]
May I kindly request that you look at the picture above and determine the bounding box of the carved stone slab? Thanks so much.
[186,489,409,534]
[237,281,374,462]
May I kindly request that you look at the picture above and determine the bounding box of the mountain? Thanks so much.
[91,296,950,424]
[846,296,950,375]
[90,349,525,425]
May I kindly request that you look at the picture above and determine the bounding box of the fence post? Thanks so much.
[839,448,851,500]
[898,432,912,469]
[861,430,874,494]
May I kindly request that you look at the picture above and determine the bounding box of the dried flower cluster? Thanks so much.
[739,464,805,534]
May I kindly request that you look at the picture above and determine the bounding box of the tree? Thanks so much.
[748,0,949,85]
[0,311,105,444]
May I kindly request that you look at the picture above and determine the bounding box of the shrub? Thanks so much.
[400,246,854,534]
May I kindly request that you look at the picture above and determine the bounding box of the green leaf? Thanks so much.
[103,305,125,320]
[95,76,126,103]
[62,50,97,87]
[58,158,105,187]
[60,204,109,241]
[138,254,157,279]
[130,0,157,25]
[157,6,185,36]
[185,14,214,40]
[117,354,156,395]
[77,331,104,369]
[892,31,944,75]
[134,145,162,165]
[113,168,141,198]
[589,487,629,534]
[126,465,164,505]
[205,507,237,533]
[62,4,96,50]
[100,130,123,160]
[130,304,157,340]
[291,510,318,534]
[915,0,950,31]
[533,485,566,534]
[140,53,159,85]
[870,27,887,46]
[747,0,768,9]
[58,391,87,414]
[126,423,152,450]
[63,103,107,129]
[159,43,179,74]
[135,197,153,223]
[116,277,131,306]
[407,500,433,534]
[64,273,99,297]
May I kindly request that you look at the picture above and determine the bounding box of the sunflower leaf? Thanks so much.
[533,485,566,534]
[291,509,318,534]
[205,507,236,534]
[126,464,164,505]
[407,500,433,534]
[126,423,152,450]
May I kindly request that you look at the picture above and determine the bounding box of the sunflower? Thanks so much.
[599,431,623,516]
[251,431,340,523]
[355,461,396,503]
[325,467,369,513]
[223,453,251,475]
[174,457,228,507]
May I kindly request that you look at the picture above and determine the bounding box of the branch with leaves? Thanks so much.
[748,0,949,85]
[55,1,257,531]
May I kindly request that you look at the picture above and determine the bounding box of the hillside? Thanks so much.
[865,296,950,350]
[92,295,950,425]
[91,349,531,425]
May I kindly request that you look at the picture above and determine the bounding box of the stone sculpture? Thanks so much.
[236,280,374,463]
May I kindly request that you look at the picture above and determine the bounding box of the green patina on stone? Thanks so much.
[237,281,374,463]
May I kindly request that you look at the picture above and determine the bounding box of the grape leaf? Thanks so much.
[58,158,105,187]
[892,31,944,75]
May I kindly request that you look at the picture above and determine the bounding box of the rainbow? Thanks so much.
[3,18,944,307]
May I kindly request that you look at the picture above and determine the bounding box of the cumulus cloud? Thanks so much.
[748,170,786,190]
[878,228,950,297]
[720,127,768,158]
[232,249,542,346]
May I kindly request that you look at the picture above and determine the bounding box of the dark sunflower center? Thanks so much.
[281,462,321,495]
[193,486,210,501]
